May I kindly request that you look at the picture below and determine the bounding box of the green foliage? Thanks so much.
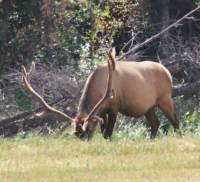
[1,0,199,75]
[115,96,200,139]
[185,110,199,125]
[182,109,200,135]
[15,89,32,110]
[0,0,156,74]
[197,0,200,5]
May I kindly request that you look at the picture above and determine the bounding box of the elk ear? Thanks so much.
[91,115,104,125]
[83,116,104,131]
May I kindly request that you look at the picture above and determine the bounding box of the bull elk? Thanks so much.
[21,48,181,139]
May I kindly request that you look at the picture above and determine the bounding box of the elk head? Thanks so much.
[21,48,115,140]
[72,114,104,139]
[73,48,116,139]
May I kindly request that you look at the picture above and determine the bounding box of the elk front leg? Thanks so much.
[103,111,117,139]
[99,113,108,135]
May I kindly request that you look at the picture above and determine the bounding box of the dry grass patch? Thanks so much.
[0,135,200,182]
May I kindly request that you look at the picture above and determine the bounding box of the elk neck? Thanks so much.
[78,66,107,116]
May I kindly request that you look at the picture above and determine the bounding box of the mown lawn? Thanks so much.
[0,134,200,182]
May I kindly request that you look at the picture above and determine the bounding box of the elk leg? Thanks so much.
[158,95,181,134]
[103,111,117,139]
[145,107,160,138]
[100,113,108,135]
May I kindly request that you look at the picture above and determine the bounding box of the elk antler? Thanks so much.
[85,49,115,121]
[21,62,73,121]
[108,47,116,71]
[21,61,35,82]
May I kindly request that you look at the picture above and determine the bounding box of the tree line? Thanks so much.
[0,0,200,74]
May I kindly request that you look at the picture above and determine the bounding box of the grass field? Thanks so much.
[0,134,200,182]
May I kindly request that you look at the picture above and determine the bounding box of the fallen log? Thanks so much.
[1,79,200,137]
[173,79,200,97]
[164,59,190,75]
[0,95,76,137]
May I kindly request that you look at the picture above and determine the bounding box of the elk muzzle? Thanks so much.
[73,115,104,140]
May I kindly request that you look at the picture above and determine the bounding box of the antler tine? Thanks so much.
[21,62,35,82]
[108,47,116,71]
[86,58,113,121]
[21,63,73,121]
[27,62,35,82]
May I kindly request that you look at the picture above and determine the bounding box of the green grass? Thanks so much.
[0,134,200,182]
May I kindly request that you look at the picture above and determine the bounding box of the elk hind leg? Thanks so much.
[145,107,160,138]
[158,95,181,135]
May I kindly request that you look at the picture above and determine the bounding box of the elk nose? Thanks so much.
[73,131,79,136]
[73,130,83,138]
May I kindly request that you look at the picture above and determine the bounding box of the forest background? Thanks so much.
[0,0,200,137]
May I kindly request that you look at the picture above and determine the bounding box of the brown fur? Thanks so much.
[21,51,180,140]
[74,61,180,139]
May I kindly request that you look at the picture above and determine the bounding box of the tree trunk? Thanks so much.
[173,80,200,97]
[159,0,171,60]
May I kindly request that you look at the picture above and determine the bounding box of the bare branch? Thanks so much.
[117,7,200,61]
